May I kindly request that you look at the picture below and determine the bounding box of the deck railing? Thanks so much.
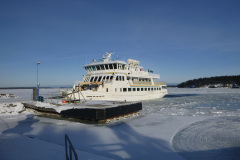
[65,134,78,160]
[154,82,167,85]
[32,93,63,103]
[132,81,166,86]
[132,81,152,85]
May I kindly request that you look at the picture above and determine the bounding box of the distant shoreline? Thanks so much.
[0,87,36,89]
[177,75,240,88]
[0,87,71,89]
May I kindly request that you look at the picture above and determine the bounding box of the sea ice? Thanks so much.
[0,88,240,160]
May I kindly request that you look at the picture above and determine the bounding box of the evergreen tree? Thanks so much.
[177,75,240,88]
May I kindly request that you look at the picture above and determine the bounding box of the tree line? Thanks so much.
[177,75,240,88]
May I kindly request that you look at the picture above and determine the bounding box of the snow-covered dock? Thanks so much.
[22,101,142,123]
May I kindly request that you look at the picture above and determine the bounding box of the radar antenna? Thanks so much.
[102,52,114,62]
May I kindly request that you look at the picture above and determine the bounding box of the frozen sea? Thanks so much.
[0,88,240,160]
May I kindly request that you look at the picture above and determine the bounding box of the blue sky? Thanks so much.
[0,0,240,87]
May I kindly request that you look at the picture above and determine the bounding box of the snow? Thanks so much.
[0,93,18,98]
[0,88,240,160]
[0,103,25,114]
[32,100,138,113]
[172,117,240,160]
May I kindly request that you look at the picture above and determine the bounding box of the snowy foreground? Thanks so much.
[0,88,240,160]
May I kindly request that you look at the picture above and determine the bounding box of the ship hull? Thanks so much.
[67,89,168,102]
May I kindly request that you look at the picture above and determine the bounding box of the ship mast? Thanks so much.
[102,52,113,62]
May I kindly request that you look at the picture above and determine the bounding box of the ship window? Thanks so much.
[102,76,105,81]
[94,76,98,82]
[123,88,127,92]
[116,76,119,81]
[106,88,108,92]
[115,88,117,92]
[106,76,109,81]
[148,88,150,91]
[96,65,100,70]
[122,65,125,70]
[127,77,130,80]
[162,86,167,89]
[120,88,122,92]
[113,64,117,69]
[145,88,147,91]
[159,87,161,90]
[151,88,153,91]
[122,76,125,81]
[154,88,156,91]
[92,66,96,71]
[90,77,94,82]
[137,88,140,91]
[98,76,102,82]
[119,76,121,81]
[105,64,109,70]
[100,65,105,70]
[128,88,131,92]
[141,88,143,91]
[133,88,136,91]
[109,64,113,69]
[84,77,89,82]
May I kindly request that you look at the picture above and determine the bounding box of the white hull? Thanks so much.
[68,89,168,102]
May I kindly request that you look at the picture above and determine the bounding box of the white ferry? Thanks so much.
[66,52,168,101]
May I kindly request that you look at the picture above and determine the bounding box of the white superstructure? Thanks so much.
[67,52,168,101]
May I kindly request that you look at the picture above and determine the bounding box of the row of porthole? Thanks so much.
[105,87,162,92]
